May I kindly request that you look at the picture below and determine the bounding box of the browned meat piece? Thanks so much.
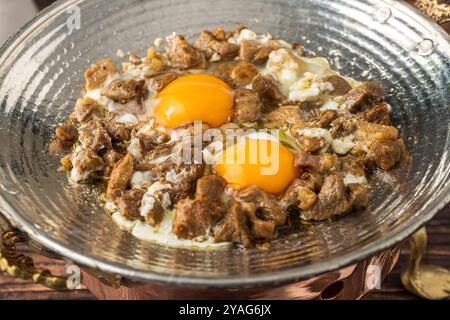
[105,122,130,142]
[323,75,352,96]
[263,105,303,129]
[212,27,232,41]
[106,153,134,199]
[294,151,339,174]
[240,40,281,64]
[233,88,262,124]
[79,121,112,153]
[134,126,171,153]
[355,102,391,125]
[146,72,178,92]
[353,120,398,142]
[340,155,367,177]
[213,202,252,247]
[50,123,79,154]
[196,175,226,200]
[114,189,145,221]
[55,123,78,142]
[70,148,104,181]
[347,184,368,210]
[250,218,276,240]
[339,82,385,113]
[195,31,239,60]
[370,138,404,170]
[84,58,117,91]
[300,173,350,221]
[145,47,166,74]
[238,185,287,226]
[213,62,235,83]
[101,79,146,104]
[293,128,331,154]
[230,62,259,86]
[252,74,284,103]
[102,150,125,176]
[173,198,227,239]
[329,118,355,139]
[166,35,207,69]
[172,164,206,202]
[70,97,105,123]
[145,200,164,226]
[280,179,317,210]
[313,110,338,128]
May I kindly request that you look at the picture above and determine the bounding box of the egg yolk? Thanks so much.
[154,74,234,128]
[215,139,298,194]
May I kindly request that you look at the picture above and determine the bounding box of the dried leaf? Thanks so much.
[401,227,450,300]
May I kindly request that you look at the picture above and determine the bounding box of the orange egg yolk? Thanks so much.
[215,139,298,194]
[154,74,234,128]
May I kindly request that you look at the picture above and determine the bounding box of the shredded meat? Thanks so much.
[84,58,117,90]
[166,35,207,69]
[233,88,262,124]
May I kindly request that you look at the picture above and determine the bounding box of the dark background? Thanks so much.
[0,0,448,300]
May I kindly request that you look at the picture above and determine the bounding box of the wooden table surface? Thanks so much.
[0,0,449,300]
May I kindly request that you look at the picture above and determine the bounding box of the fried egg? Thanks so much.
[154,74,234,128]
[215,138,298,194]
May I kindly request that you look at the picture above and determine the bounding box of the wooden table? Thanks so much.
[0,204,448,300]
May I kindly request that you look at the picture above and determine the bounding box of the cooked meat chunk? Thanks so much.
[195,31,239,60]
[114,189,145,221]
[370,139,404,170]
[70,97,105,123]
[238,185,287,226]
[172,164,206,202]
[50,123,78,155]
[106,153,134,199]
[230,62,259,87]
[339,81,384,113]
[300,173,350,221]
[145,47,166,74]
[355,102,391,125]
[313,110,339,128]
[340,155,367,177]
[323,75,352,96]
[252,74,284,103]
[70,148,104,182]
[84,58,117,91]
[146,72,178,92]
[263,105,302,129]
[250,218,276,240]
[166,34,207,69]
[173,198,227,239]
[105,122,130,142]
[353,120,398,142]
[294,151,339,174]
[196,175,226,200]
[213,62,235,83]
[240,40,281,64]
[101,79,146,104]
[79,121,112,153]
[139,182,174,226]
[280,179,317,210]
[55,123,78,142]
[233,88,262,124]
[213,202,252,247]
[347,184,368,210]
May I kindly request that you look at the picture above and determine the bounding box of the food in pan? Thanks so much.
[49,26,406,248]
